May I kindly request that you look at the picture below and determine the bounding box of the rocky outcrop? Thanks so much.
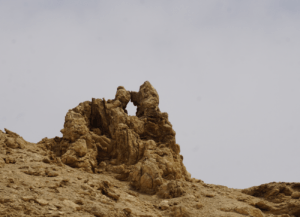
[0,128,28,151]
[2,81,300,217]
[38,81,190,195]
[242,182,300,216]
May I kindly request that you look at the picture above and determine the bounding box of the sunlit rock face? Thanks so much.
[39,81,190,194]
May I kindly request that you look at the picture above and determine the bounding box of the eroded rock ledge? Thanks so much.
[38,81,190,196]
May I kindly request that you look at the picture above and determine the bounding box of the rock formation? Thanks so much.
[0,81,299,216]
[38,81,190,196]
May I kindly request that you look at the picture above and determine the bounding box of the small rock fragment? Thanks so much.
[16,137,26,149]
[21,196,35,201]
[126,190,139,197]
[157,181,185,199]
[234,206,264,217]
[171,206,190,217]
[59,179,70,187]
[5,156,16,164]
[0,197,14,204]
[5,137,19,149]
[18,165,29,169]
[43,157,51,164]
[35,198,49,206]
[291,192,300,199]
[205,193,215,198]
[98,181,120,200]
[63,200,80,211]
[196,203,203,209]
[0,148,6,155]
[46,169,59,177]
[158,200,169,210]
[84,204,107,216]
[99,161,106,168]
[75,199,84,205]
[255,201,272,211]
[123,208,132,214]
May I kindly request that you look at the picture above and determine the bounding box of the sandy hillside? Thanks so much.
[0,82,299,217]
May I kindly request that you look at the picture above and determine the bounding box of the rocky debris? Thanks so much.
[21,196,35,202]
[0,81,299,217]
[291,191,300,199]
[98,180,120,201]
[62,199,81,210]
[35,198,49,206]
[220,204,264,217]
[158,200,169,210]
[45,167,59,177]
[157,180,185,199]
[195,203,203,209]
[0,128,27,149]
[171,205,191,217]
[242,182,300,216]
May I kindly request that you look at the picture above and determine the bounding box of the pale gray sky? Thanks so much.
[1,0,300,188]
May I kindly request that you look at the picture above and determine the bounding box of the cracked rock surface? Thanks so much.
[0,81,299,217]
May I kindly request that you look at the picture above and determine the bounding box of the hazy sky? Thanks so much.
[1,0,300,189]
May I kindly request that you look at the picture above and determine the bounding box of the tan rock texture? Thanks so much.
[0,81,299,216]
[39,81,190,194]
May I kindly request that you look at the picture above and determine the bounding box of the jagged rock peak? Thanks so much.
[39,81,190,195]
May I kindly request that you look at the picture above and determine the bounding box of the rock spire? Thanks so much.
[39,81,190,195]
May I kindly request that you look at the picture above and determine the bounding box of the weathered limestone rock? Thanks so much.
[35,198,49,206]
[158,200,169,210]
[39,81,190,194]
[0,128,27,149]
[60,110,89,142]
[62,200,80,211]
[157,180,185,199]
[171,205,191,217]
[131,81,159,118]
[129,159,164,194]
[242,182,300,216]
[115,86,131,111]
[2,81,300,217]
[291,191,300,199]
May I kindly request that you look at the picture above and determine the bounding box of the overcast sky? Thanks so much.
[1,0,300,189]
